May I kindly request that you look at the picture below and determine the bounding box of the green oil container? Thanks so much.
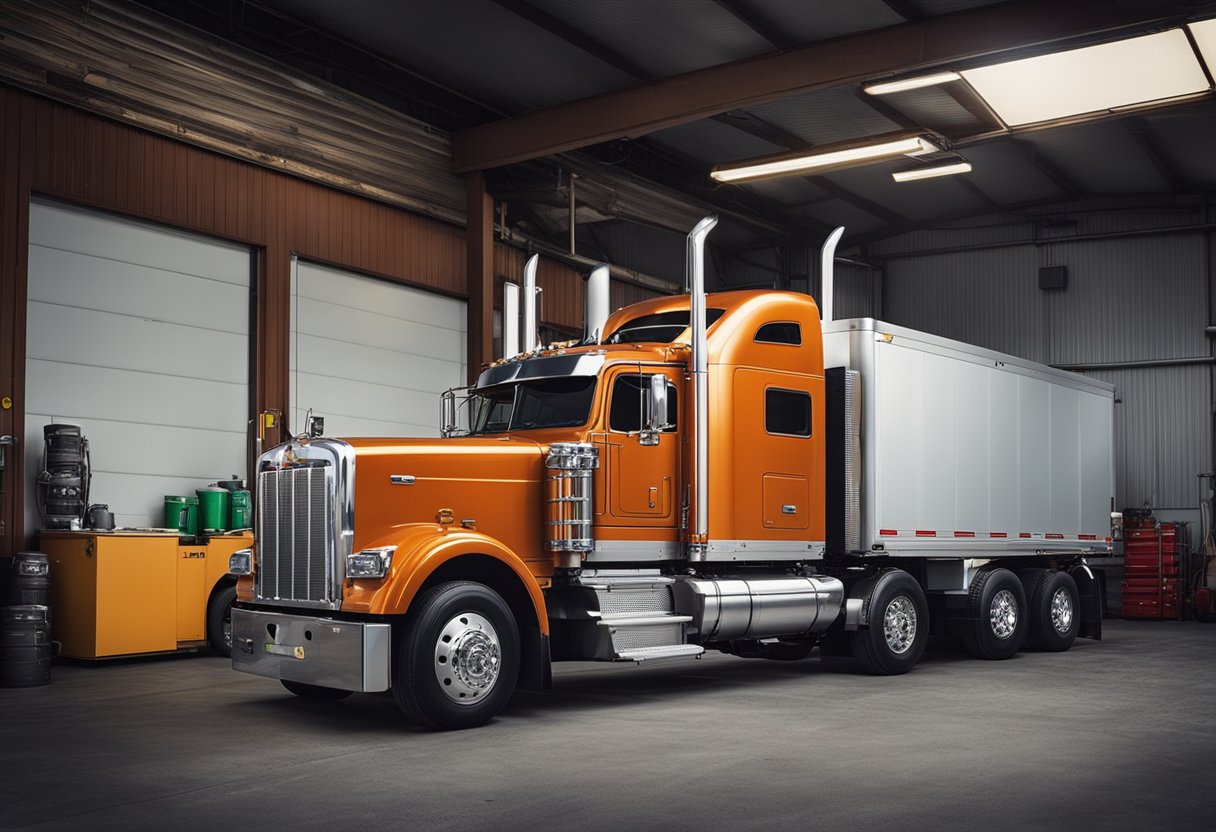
[196,487,230,534]
[164,495,200,534]
[229,490,251,530]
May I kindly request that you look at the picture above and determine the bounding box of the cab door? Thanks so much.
[602,370,680,522]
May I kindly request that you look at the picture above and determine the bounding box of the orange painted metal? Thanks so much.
[337,289,827,618]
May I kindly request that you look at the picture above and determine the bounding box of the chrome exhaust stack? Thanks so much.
[502,281,520,357]
[584,263,610,344]
[687,215,718,562]
[522,253,540,353]
[820,226,844,323]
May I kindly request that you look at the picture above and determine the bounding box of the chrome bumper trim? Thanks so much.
[231,607,391,692]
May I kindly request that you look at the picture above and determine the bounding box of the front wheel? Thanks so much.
[393,581,520,730]
[850,570,928,675]
[206,583,236,658]
[964,568,1027,660]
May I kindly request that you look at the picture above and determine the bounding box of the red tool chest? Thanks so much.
[1121,524,1182,620]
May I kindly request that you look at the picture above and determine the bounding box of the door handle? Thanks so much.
[782,504,798,515]
[648,486,658,509]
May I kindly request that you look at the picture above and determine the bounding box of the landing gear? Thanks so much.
[393,581,520,730]
[851,570,928,675]
[964,568,1027,659]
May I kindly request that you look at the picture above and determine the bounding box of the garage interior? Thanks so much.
[1,0,1215,828]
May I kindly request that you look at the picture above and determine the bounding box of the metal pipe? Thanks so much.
[687,215,719,561]
[522,254,539,353]
[875,222,1216,262]
[1052,356,1216,372]
[820,226,845,322]
[584,264,610,344]
[503,281,520,357]
[568,172,577,255]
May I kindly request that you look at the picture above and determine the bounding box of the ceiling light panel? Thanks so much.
[864,72,962,96]
[711,135,940,183]
[892,162,973,182]
[960,29,1210,126]
[1189,18,1216,68]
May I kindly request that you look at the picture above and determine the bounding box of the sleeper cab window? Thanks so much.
[766,388,811,437]
[609,374,679,433]
[755,321,801,346]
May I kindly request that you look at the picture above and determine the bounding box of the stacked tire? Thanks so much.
[0,552,52,688]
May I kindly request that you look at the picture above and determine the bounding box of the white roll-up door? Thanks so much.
[290,259,467,438]
[24,200,252,535]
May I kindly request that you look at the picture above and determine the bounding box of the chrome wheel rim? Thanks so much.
[434,612,501,706]
[883,596,917,655]
[1050,587,1073,634]
[990,589,1018,639]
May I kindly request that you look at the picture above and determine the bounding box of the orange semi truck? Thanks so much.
[230,217,1115,729]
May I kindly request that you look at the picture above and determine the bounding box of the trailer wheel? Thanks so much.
[281,680,353,701]
[1025,570,1079,652]
[206,583,236,658]
[393,580,520,730]
[851,570,928,675]
[964,568,1027,660]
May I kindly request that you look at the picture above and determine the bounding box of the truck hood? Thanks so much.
[344,435,548,555]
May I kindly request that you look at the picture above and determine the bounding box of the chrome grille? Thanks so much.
[257,466,332,604]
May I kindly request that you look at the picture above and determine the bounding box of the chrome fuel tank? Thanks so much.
[672,575,844,642]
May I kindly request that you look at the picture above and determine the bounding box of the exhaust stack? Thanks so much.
[820,226,844,323]
[502,281,520,357]
[687,214,718,561]
[584,264,610,344]
[522,253,540,352]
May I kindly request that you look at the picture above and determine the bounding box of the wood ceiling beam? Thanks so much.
[454,0,1163,172]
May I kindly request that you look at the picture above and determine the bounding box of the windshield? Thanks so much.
[604,308,725,344]
[470,376,597,434]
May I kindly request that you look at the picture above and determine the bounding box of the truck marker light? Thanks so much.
[1019,533,1032,538]
[1046,533,1064,539]
[1079,534,1097,540]
[879,529,897,536]
[954,531,975,538]
[915,530,936,537]
[989,532,1008,538]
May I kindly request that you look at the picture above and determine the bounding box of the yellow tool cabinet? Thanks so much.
[40,530,251,659]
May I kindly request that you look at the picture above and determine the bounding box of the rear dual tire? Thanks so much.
[1019,568,1080,652]
[964,568,1027,660]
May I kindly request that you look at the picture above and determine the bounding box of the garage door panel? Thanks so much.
[28,245,249,333]
[27,360,247,433]
[297,262,465,331]
[27,304,247,384]
[296,297,464,363]
[291,259,466,440]
[28,200,249,286]
[294,333,462,392]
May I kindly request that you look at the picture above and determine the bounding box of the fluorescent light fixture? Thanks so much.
[960,29,1210,126]
[892,162,972,182]
[711,134,941,183]
[864,72,962,96]
[1189,18,1216,68]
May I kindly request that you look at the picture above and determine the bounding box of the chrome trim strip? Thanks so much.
[390,474,416,485]
[587,540,682,562]
[703,539,826,561]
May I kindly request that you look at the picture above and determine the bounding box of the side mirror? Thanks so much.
[640,375,669,446]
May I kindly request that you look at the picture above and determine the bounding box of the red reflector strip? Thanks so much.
[1104,537,1113,544]
[1079,534,1097,540]
[879,529,898,536]
[1019,533,1032,539]
[915,530,936,537]
[1046,533,1064,539]
[989,532,1008,538]
[954,531,975,538]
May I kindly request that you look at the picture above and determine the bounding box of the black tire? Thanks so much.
[850,570,928,675]
[1017,568,1048,650]
[1025,570,1080,652]
[206,583,237,657]
[393,581,520,730]
[281,680,353,701]
[963,568,1027,660]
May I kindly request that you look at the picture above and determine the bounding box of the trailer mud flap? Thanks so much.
[1071,563,1103,641]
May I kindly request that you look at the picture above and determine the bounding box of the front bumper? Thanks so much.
[231,607,392,692]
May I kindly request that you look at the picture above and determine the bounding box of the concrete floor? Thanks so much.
[2,619,1214,831]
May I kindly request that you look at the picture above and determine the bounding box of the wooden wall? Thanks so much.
[0,85,602,554]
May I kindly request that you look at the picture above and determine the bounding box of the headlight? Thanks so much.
[228,548,253,575]
[347,546,396,579]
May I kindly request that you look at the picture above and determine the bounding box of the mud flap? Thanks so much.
[1071,563,1103,641]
